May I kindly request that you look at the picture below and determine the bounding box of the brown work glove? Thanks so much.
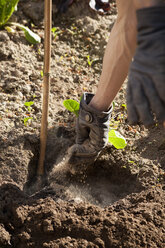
[68,93,112,168]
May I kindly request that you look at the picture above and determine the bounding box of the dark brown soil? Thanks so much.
[0,1,165,247]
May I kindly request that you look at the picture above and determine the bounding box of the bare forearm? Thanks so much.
[90,1,137,111]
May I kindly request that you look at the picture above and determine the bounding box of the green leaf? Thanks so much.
[24,101,34,112]
[121,103,127,110]
[108,130,127,149]
[63,99,80,117]
[51,27,57,33]
[40,70,43,77]
[128,160,135,164]
[24,101,34,107]
[87,55,92,66]
[112,101,116,109]
[23,117,33,126]
[23,26,41,44]
[0,0,19,27]
[51,27,61,39]
[5,25,15,33]
[8,22,41,44]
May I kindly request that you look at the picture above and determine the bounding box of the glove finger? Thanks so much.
[130,74,154,126]
[126,78,139,124]
[76,120,89,144]
[68,141,98,158]
[66,143,99,173]
[142,75,165,123]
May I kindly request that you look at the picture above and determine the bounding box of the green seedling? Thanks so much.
[121,103,127,110]
[128,160,136,164]
[63,99,127,149]
[86,55,99,67]
[40,70,43,77]
[66,28,76,35]
[0,0,41,44]
[23,117,33,126]
[24,101,34,112]
[51,27,62,39]
[23,101,34,126]
[112,101,116,109]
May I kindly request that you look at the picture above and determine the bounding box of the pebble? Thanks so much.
[0,94,5,101]
[8,95,17,101]
[11,69,20,77]
[5,82,18,91]
[23,85,31,94]
[0,32,10,42]
[17,91,24,99]
[13,104,20,110]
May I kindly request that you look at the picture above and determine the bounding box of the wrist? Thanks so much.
[89,97,111,112]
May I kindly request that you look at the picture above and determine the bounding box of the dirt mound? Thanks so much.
[0,183,164,248]
[0,0,165,247]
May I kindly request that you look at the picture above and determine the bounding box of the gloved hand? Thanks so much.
[68,93,112,168]
[127,7,165,126]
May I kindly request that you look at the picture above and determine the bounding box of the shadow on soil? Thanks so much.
[134,125,165,169]
[24,125,143,208]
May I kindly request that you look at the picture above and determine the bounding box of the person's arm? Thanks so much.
[68,0,165,170]
[67,0,137,170]
[89,0,137,111]
[90,0,165,113]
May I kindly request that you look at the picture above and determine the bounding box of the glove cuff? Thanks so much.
[80,92,112,120]
[78,92,112,149]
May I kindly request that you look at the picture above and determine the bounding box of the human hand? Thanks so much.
[67,93,112,170]
[127,7,165,126]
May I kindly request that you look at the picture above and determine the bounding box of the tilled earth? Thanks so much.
[0,1,165,247]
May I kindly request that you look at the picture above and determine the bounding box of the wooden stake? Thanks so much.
[37,0,52,176]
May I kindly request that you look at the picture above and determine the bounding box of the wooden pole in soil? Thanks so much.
[37,0,52,176]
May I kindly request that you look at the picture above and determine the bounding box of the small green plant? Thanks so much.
[51,27,62,40]
[86,55,99,67]
[0,0,41,44]
[63,99,127,149]
[22,101,34,126]
[23,117,33,126]
[24,101,34,112]
[66,28,76,35]
[40,70,43,77]
[121,103,127,110]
